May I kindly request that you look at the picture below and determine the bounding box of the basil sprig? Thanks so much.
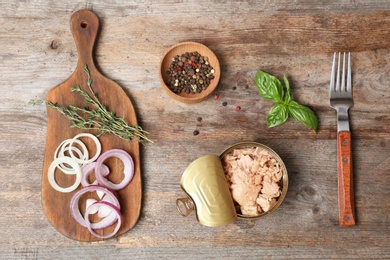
[255,70,318,132]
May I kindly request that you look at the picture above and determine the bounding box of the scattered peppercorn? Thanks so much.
[214,94,219,99]
[236,106,241,111]
[232,86,237,90]
[166,51,215,94]
[193,130,199,135]
[197,117,202,122]
[222,102,227,106]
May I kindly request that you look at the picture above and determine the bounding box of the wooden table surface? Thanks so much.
[1,1,389,259]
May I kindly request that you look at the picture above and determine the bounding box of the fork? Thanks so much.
[330,52,356,227]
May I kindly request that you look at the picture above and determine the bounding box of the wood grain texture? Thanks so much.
[1,0,390,258]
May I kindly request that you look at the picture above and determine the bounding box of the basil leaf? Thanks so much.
[267,103,289,128]
[255,70,284,103]
[283,75,292,104]
[288,101,318,132]
[255,71,319,133]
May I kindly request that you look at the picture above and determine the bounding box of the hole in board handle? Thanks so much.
[80,21,88,28]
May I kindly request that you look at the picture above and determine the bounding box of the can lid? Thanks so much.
[177,155,237,227]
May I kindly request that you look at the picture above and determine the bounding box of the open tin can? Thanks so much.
[176,142,288,227]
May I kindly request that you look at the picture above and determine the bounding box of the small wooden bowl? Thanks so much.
[159,42,221,104]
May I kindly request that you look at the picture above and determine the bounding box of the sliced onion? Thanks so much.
[51,135,130,239]
[98,195,117,218]
[54,139,71,159]
[68,133,101,165]
[48,156,82,193]
[84,201,122,239]
[58,139,89,159]
[85,192,115,218]
[70,185,120,229]
[54,139,88,174]
[86,198,98,214]
[81,162,110,187]
[85,197,112,218]
[95,149,134,190]
[97,203,113,218]
[96,190,105,199]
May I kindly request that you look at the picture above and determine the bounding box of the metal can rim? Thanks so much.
[219,141,289,220]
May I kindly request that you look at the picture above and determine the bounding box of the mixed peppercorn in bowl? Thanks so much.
[159,41,220,104]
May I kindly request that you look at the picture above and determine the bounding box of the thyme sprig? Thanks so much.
[29,64,152,143]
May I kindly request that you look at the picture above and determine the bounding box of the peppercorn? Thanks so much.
[236,106,241,111]
[193,130,199,135]
[165,51,215,94]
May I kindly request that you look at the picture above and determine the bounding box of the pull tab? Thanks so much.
[70,10,99,69]
[176,197,194,217]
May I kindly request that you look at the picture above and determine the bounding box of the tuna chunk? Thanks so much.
[241,204,258,215]
[261,180,281,198]
[222,147,283,216]
[230,180,261,207]
[256,195,277,212]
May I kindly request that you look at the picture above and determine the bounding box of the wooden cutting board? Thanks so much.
[41,9,142,241]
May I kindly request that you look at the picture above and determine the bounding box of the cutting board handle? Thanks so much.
[70,10,99,70]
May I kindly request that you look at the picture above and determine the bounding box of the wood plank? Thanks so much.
[0,0,389,258]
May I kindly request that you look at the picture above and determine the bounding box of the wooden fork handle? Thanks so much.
[337,131,356,227]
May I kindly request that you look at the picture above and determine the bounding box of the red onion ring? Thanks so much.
[85,196,116,217]
[95,149,134,190]
[70,186,120,229]
[81,162,110,187]
[86,198,98,214]
[84,201,122,239]
[86,193,117,218]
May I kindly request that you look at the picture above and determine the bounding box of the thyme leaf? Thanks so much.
[29,64,153,143]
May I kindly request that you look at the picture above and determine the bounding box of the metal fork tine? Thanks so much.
[330,53,336,92]
[347,52,352,93]
[341,52,346,92]
[336,52,341,92]
[331,52,351,93]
